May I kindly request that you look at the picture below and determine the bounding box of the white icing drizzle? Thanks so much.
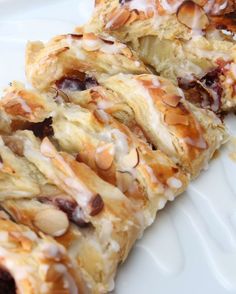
[63,272,78,294]
[100,42,126,54]
[129,0,156,13]
[182,136,208,149]
[167,177,182,189]
[96,99,115,109]
[158,197,167,209]
[15,96,32,113]
[100,128,129,158]
[144,165,158,184]
[159,0,184,14]
[22,231,37,241]
[0,231,8,242]
[40,242,65,260]
[231,63,236,80]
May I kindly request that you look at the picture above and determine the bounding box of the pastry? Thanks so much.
[26,32,149,90]
[0,2,231,291]
[0,214,88,294]
[47,73,228,178]
[86,0,236,112]
[0,80,190,291]
[0,129,142,293]
[0,82,188,225]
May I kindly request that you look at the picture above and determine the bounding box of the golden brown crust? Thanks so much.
[86,0,236,112]
[87,0,235,39]
[59,73,227,177]
[0,216,87,294]
[5,130,142,292]
[26,33,148,90]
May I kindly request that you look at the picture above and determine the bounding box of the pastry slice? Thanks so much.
[0,215,88,294]
[5,130,142,293]
[52,103,188,224]
[26,32,148,90]
[55,73,228,178]
[86,0,236,112]
[1,198,112,293]
[99,74,228,176]
[0,82,189,291]
[87,0,235,42]
[0,82,188,224]
[0,135,46,199]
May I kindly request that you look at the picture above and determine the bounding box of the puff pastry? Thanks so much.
[0,82,188,224]
[86,0,236,112]
[0,215,88,294]
[26,32,148,90]
[49,73,228,178]
[0,81,191,291]
[0,4,231,291]
[0,129,142,293]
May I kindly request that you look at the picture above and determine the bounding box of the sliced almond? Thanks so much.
[34,209,69,237]
[177,1,209,30]
[107,8,130,30]
[126,10,139,25]
[138,11,147,20]
[45,265,64,282]
[116,171,133,193]
[146,7,155,18]
[93,109,110,124]
[95,142,114,170]
[82,33,103,51]
[119,148,140,169]
[121,46,133,58]
[89,194,104,216]
[164,112,189,126]
[162,94,181,107]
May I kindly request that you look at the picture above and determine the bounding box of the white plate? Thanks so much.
[0,1,236,293]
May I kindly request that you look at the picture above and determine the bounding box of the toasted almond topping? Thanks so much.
[147,7,155,18]
[162,94,181,107]
[121,46,133,58]
[119,148,140,169]
[107,8,130,30]
[126,10,139,25]
[177,1,209,30]
[34,209,69,237]
[95,142,114,170]
[89,194,104,216]
[138,11,147,20]
[116,171,133,193]
[45,265,64,282]
[164,112,189,126]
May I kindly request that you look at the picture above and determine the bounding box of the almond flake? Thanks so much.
[119,148,140,169]
[95,142,114,170]
[162,94,181,107]
[107,8,130,30]
[164,112,189,126]
[116,171,133,193]
[177,1,209,30]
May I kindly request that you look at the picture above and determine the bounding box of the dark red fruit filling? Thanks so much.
[56,76,98,92]
[178,67,223,112]
[28,117,54,139]
[0,268,16,294]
